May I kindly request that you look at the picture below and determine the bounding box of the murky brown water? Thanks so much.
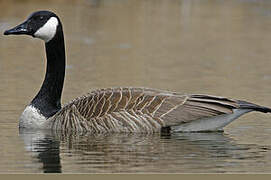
[1,0,271,173]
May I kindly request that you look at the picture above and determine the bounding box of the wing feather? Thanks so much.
[50,87,240,132]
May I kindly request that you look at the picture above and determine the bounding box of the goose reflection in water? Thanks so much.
[19,129,62,173]
[18,129,269,173]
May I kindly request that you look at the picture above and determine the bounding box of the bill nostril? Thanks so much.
[28,27,34,34]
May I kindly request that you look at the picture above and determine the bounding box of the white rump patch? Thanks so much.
[34,17,58,42]
[171,109,252,132]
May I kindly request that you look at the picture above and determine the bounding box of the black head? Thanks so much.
[4,11,61,42]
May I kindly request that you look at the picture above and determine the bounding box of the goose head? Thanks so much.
[4,11,61,43]
[4,11,66,124]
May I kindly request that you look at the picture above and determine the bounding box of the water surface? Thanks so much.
[1,0,271,173]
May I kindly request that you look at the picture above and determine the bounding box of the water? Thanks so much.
[1,0,271,173]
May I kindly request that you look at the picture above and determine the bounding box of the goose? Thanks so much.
[4,10,271,133]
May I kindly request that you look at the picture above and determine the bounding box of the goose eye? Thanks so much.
[39,16,44,20]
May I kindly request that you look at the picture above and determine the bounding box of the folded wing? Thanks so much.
[49,87,252,133]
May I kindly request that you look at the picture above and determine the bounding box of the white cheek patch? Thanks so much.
[34,17,58,42]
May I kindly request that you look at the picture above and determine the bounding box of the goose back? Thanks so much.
[48,87,240,133]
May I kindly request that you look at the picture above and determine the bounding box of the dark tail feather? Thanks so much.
[237,100,271,113]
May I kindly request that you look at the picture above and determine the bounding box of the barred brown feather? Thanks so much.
[46,87,267,133]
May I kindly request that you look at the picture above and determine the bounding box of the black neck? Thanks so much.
[31,25,65,118]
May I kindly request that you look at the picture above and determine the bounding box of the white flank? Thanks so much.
[171,109,252,132]
[34,17,58,42]
[19,105,47,129]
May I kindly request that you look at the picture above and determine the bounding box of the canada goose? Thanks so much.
[4,10,271,133]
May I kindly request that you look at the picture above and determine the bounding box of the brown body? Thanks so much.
[48,87,268,133]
